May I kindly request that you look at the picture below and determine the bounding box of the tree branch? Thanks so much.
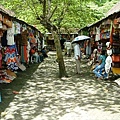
[48,5,58,20]
[28,0,41,20]
[43,0,46,18]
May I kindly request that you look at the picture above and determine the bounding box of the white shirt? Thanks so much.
[74,44,81,60]
[64,41,72,50]
[105,56,112,73]
[14,22,21,34]
[95,26,100,41]
[7,22,15,45]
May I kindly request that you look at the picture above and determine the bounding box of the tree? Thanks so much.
[0,0,119,77]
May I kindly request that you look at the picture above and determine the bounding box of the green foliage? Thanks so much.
[0,0,119,32]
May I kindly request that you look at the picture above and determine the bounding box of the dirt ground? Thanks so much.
[0,63,40,113]
[0,51,120,120]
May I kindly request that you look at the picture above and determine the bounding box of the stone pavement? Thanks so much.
[1,51,120,120]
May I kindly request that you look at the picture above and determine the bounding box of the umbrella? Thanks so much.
[72,35,90,44]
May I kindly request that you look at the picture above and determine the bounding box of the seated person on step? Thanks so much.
[30,47,39,63]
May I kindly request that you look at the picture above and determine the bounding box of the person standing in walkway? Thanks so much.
[64,40,72,57]
[73,41,81,74]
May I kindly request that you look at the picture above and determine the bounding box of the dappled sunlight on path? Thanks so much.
[1,51,120,120]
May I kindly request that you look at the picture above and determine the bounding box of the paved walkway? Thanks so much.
[1,51,120,120]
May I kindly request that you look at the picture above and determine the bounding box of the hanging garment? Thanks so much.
[21,30,28,45]
[7,62,18,71]
[37,35,41,51]
[109,21,114,44]
[20,45,27,63]
[27,41,30,63]
[95,26,100,41]
[14,21,21,34]
[28,31,36,44]
[7,22,15,45]
[4,45,18,71]
[1,31,7,47]
[86,40,91,56]
[105,49,112,79]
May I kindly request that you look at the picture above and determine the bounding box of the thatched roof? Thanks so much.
[0,5,15,16]
[106,1,120,16]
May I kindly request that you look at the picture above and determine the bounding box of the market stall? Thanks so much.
[0,10,43,84]
[78,10,120,75]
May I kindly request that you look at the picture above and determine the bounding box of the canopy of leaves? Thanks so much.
[0,0,119,32]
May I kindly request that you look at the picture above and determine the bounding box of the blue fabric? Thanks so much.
[38,55,44,62]
[93,64,107,78]
[99,55,106,66]
[32,54,39,63]
[93,64,105,78]
[0,92,1,102]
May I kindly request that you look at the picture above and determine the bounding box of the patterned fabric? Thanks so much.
[20,46,27,63]
[4,44,18,71]
[7,62,18,71]
[14,21,21,34]
[95,26,100,41]
[27,41,30,63]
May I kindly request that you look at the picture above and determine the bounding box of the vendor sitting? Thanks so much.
[38,51,44,62]
[93,50,107,80]
[30,47,39,63]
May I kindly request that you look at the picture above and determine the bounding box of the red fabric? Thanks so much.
[110,23,114,44]
[24,46,27,62]
[30,49,35,54]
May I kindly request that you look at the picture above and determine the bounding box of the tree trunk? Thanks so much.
[52,31,68,78]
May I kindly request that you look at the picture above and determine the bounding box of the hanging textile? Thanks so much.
[86,40,91,56]
[21,30,28,45]
[7,22,15,45]
[14,34,22,54]
[27,41,30,63]
[20,45,27,63]
[14,21,21,35]
[28,30,36,44]
[95,26,100,41]
[36,34,41,50]
[1,31,7,47]
[4,44,18,71]
[110,21,114,44]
